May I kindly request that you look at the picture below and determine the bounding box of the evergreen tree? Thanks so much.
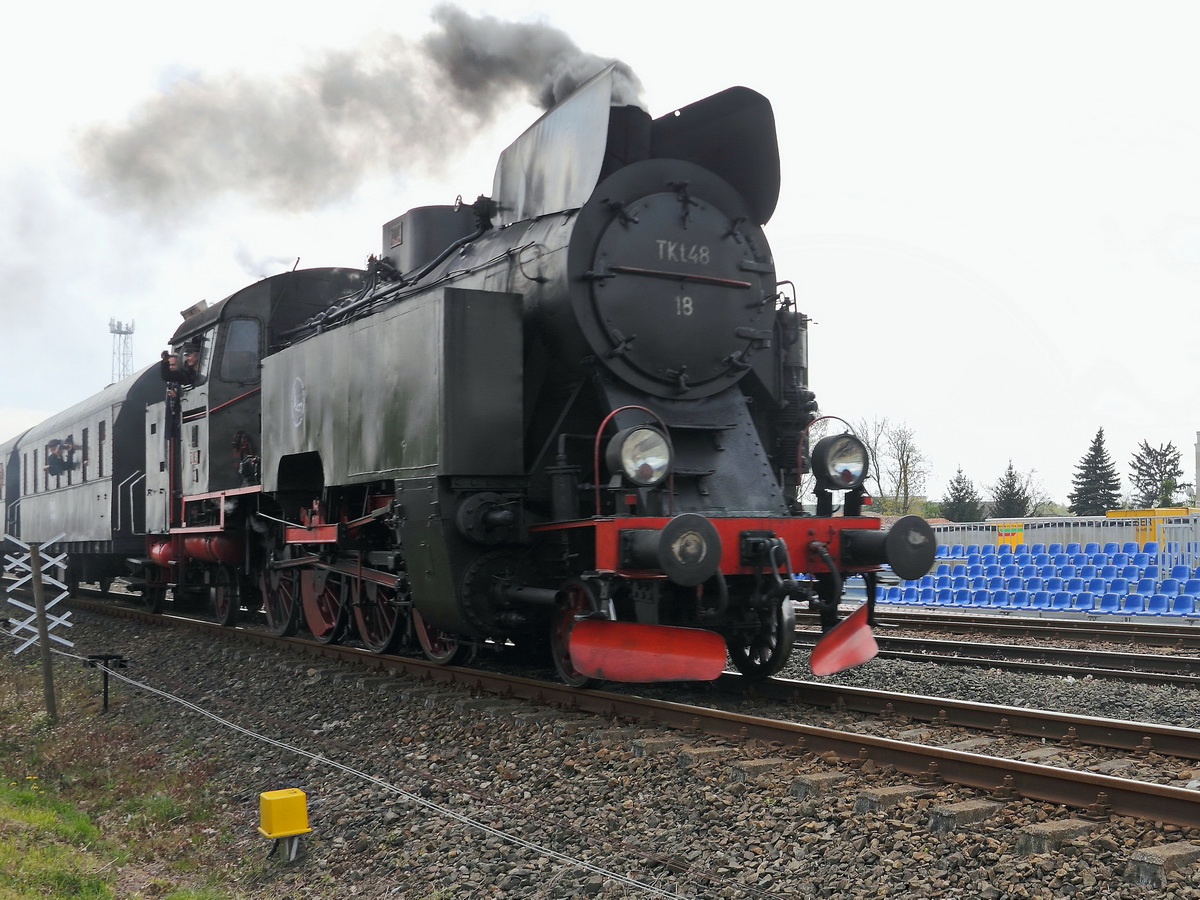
[940,467,984,522]
[988,460,1031,518]
[1068,428,1122,516]
[1129,440,1186,508]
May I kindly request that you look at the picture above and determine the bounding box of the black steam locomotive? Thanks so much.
[1,69,934,684]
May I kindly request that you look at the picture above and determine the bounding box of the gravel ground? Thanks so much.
[7,609,1200,899]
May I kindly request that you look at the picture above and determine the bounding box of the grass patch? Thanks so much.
[0,658,241,899]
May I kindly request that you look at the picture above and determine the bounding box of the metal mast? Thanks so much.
[109,319,134,382]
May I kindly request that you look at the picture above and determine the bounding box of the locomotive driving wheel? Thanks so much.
[550,580,600,688]
[726,597,796,680]
[301,568,350,645]
[210,564,241,627]
[353,577,411,654]
[260,549,301,637]
[412,609,475,666]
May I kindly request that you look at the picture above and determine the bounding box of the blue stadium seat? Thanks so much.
[1030,590,1052,610]
[1025,577,1044,593]
[988,590,1010,609]
[1110,552,1130,567]
[1085,577,1107,595]
[1079,565,1098,581]
[965,544,981,557]
[1070,553,1089,568]
[935,575,953,591]
[1008,590,1031,609]
[1019,564,1037,581]
[1099,565,1118,582]
[985,577,1004,592]
[1102,542,1120,555]
[883,585,903,604]
[1135,593,1171,616]
[949,544,966,558]
[1002,564,1019,579]
[1134,577,1157,596]
[1044,577,1065,593]
[966,554,983,567]
[1083,542,1100,555]
[952,589,973,607]
[997,553,1015,567]
[1183,579,1200,596]
[1142,565,1160,581]
[1047,542,1063,555]
[935,588,956,606]
[984,564,1002,578]
[1033,553,1051,567]
[1065,542,1081,556]
[1132,552,1150,569]
[1164,595,1198,617]
[1058,564,1077,580]
[1107,577,1129,595]
[966,564,984,578]
[1065,577,1084,593]
[1039,565,1057,580]
[919,575,936,589]
[1159,578,1182,595]
[1013,543,1028,555]
[935,545,949,558]
[1015,553,1033,567]
[979,544,998,558]
[1005,577,1024,592]
[919,587,937,605]
[1092,592,1120,614]
[1030,543,1046,555]
[1070,591,1096,612]
[1142,541,1159,555]
[1119,565,1140,583]
[1049,591,1072,611]
[1118,593,1147,614]
[1171,564,1192,582]
[968,589,991,608]
[936,562,953,576]
[952,575,971,591]
[1122,541,1140,555]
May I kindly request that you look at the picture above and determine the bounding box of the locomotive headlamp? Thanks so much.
[812,433,869,491]
[607,426,671,487]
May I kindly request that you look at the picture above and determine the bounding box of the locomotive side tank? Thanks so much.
[255,68,936,683]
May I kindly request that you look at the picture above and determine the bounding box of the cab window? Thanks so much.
[220,318,261,384]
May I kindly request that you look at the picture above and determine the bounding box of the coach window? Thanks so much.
[220,318,261,384]
[98,420,106,478]
[81,427,89,482]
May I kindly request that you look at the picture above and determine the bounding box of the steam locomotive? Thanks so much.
[1,69,935,684]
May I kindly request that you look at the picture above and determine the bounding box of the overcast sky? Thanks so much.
[2,1,1197,505]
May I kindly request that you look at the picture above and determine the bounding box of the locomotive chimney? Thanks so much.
[599,105,652,181]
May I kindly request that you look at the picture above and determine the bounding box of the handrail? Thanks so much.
[116,471,145,534]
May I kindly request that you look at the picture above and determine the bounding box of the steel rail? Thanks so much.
[738,677,1200,760]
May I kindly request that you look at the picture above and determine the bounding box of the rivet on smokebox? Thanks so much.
[258,788,312,861]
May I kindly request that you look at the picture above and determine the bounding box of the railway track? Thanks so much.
[798,608,1200,650]
[63,596,1200,830]
[792,629,1200,686]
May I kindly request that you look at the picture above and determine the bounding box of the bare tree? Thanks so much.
[851,415,889,502]
[852,417,928,515]
[885,423,929,515]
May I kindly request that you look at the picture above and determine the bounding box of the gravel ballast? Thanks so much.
[5,609,1200,898]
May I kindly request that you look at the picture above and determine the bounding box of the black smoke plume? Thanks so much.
[79,4,643,216]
